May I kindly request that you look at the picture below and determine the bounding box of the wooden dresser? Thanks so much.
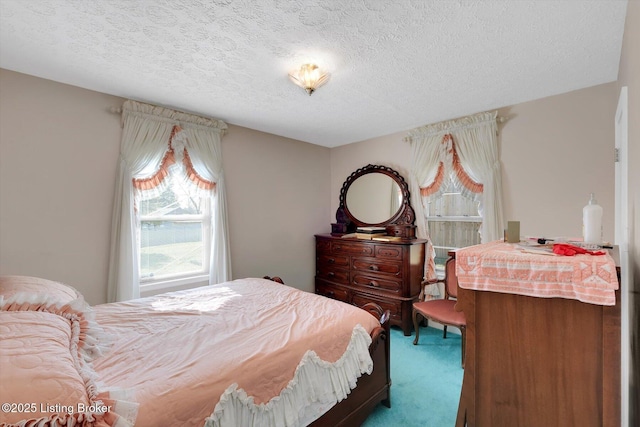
[453,246,621,427]
[315,233,426,336]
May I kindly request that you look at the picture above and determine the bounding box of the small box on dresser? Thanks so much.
[315,233,426,336]
[385,224,417,239]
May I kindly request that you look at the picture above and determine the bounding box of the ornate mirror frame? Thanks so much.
[334,164,416,233]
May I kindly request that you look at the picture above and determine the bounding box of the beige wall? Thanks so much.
[222,124,330,293]
[331,83,617,243]
[0,69,330,303]
[617,0,639,424]
[498,83,617,241]
[0,70,122,305]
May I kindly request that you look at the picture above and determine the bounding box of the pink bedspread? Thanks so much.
[455,241,619,306]
[92,278,379,427]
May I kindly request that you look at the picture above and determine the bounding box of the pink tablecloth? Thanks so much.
[455,241,619,306]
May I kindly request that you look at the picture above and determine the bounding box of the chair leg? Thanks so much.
[461,327,466,369]
[413,310,421,345]
[443,325,448,339]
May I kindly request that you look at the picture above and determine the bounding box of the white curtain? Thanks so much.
[182,127,232,284]
[408,132,444,281]
[406,111,504,280]
[107,101,229,302]
[452,114,504,242]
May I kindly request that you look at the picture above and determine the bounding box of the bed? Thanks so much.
[0,275,390,427]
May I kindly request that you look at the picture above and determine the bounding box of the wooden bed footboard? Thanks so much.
[263,276,392,426]
[310,302,392,426]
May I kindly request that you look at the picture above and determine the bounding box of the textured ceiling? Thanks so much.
[0,0,628,147]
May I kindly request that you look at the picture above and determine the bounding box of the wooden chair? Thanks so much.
[412,256,466,367]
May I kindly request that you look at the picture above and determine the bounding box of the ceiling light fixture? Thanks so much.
[288,63,330,96]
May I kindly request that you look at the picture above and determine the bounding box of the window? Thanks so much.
[426,181,481,276]
[407,112,503,287]
[137,169,211,288]
[108,101,231,303]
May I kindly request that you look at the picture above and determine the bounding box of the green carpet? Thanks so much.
[362,325,464,427]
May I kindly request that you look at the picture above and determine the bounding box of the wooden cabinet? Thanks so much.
[315,234,426,335]
[454,251,621,427]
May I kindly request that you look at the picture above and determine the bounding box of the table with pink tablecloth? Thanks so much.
[455,240,619,306]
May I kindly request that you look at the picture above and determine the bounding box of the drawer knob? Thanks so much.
[369,265,379,271]
[327,272,335,277]
[328,258,335,263]
[369,281,379,287]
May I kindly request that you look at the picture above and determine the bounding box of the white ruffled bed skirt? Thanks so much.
[205,324,374,427]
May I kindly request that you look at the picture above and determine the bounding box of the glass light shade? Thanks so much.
[288,63,330,95]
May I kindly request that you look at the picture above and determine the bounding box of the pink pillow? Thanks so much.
[0,310,98,425]
[0,287,138,426]
[0,275,82,304]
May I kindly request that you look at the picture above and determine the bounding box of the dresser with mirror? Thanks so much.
[315,164,426,336]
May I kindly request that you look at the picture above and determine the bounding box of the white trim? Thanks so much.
[427,216,482,222]
[140,274,209,293]
[141,214,205,222]
[615,85,630,427]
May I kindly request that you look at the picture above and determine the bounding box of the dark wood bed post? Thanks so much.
[360,302,392,408]
[263,276,392,425]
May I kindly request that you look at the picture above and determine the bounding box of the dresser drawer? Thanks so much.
[317,254,350,268]
[316,239,332,253]
[316,268,349,285]
[316,281,349,302]
[331,241,374,257]
[374,244,404,259]
[352,273,401,294]
[352,257,402,276]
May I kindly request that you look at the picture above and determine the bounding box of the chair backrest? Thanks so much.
[444,256,459,299]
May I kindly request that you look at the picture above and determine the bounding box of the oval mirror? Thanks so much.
[337,164,415,228]
[346,173,402,224]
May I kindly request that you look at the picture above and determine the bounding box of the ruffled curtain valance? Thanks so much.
[132,126,216,201]
[107,100,231,302]
[418,133,484,202]
[407,111,504,282]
